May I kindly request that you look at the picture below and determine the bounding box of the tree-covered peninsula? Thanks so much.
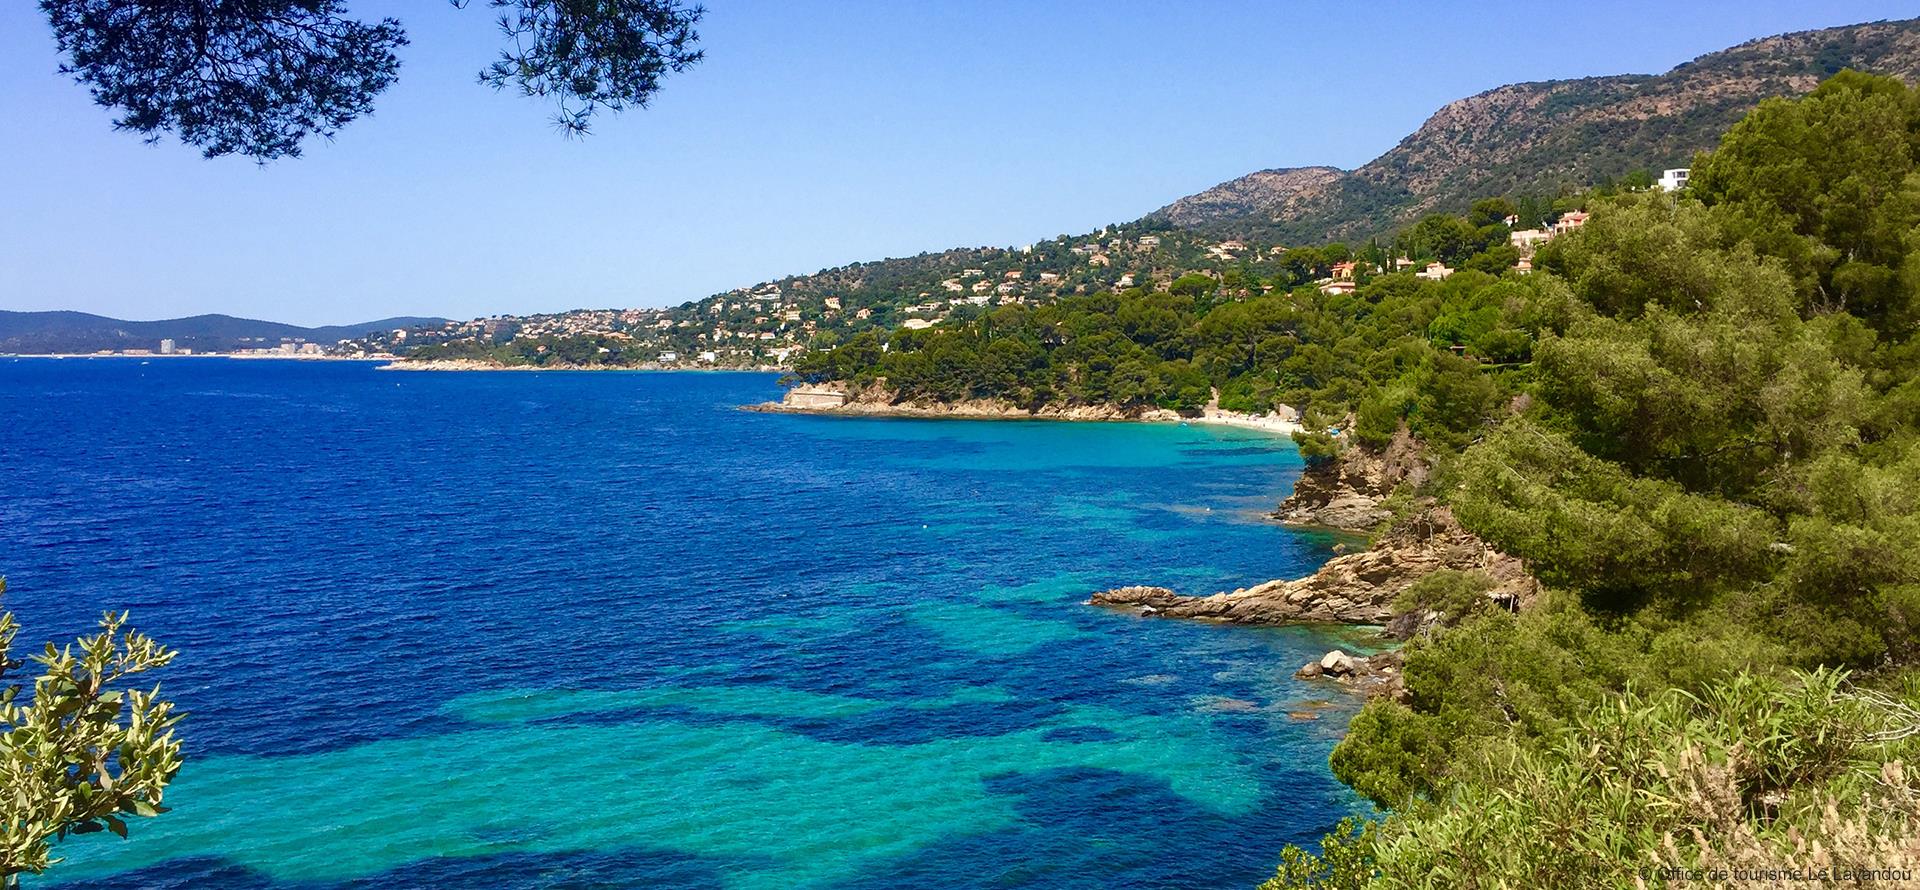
[797,72,1920,884]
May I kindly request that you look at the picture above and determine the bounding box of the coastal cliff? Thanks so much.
[1091,505,1538,628]
[1273,426,1429,530]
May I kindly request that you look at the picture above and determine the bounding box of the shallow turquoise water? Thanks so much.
[0,360,1362,889]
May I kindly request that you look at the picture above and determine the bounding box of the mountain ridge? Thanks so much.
[1150,17,1920,242]
[0,310,447,354]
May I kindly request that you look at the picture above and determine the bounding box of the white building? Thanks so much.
[1509,229,1553,254]
[1657,168,1690,191]
[158,339,176,355]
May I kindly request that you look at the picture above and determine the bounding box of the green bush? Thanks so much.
[1272,669,1920,889]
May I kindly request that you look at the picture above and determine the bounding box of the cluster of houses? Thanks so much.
[1506,208,1590,274]
[1307,203,1600,295]
[350,175,1681,367]
[1313,255,1458,295]
[1206,240,1247,261]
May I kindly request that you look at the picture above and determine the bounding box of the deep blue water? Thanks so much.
[1,358,1362,889]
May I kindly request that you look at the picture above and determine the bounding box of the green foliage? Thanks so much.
[1692,70,1920,335]
[1329,697,1455,808]
[1397,214,1490,265]
[0,578,183,878]
[1535,191,1798,321]
[1280,73,1920,887]
[1181,23,1920,247]
[399,222,1309,370]
[1450,419,1779,610]
[1466,198,1519,229]
[795,217,1547,432]
[1390,569,1496,622]
[1260,819,1380,890]
[1274,669,1920,889]
[1292,429,1342,465]
[42,0,704,159]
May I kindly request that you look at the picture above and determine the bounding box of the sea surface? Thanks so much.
[1,358,1365,890]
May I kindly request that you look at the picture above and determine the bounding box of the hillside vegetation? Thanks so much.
[1152,18,1920,244]
[380,19,1920,374]
[805,72,1920,885]
[384,225,1298,367]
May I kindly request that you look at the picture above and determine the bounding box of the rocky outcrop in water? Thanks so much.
[1090,505,1538,628]
[1296,649,1407,701]
[1274,426,1430,530]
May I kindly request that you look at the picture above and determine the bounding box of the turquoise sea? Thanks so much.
[1,359,1363,889]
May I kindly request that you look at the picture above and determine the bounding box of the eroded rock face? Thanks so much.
[1274,425,1429,530]
[1090,506,1538,627]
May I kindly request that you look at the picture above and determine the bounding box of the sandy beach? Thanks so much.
[1184,408,1305,435]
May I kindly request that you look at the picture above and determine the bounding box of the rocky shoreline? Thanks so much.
[746,381,1303,432]
[1089,505,1537,628]
[1089,428,1540,699]
[763,383,1536,700]
[1295,649,1407,700]
[748,396,1184,423]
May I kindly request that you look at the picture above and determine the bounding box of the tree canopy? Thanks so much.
[1265,71,1920,887]
[39,0,705,159]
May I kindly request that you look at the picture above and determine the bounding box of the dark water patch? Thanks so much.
[42,846,740,890]
[1040,725,1121,743]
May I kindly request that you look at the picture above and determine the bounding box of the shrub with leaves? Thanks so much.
[0,578,184,880]
[1269,669,1920,888]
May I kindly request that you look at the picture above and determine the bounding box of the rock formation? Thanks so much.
[1274,425,1429,530]
[1090,505,1537,627]
[1295,649,1407,701]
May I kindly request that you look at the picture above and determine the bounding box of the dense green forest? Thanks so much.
[803,72,1920,884]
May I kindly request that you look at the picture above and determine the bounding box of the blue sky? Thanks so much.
[2,1,1914,326]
